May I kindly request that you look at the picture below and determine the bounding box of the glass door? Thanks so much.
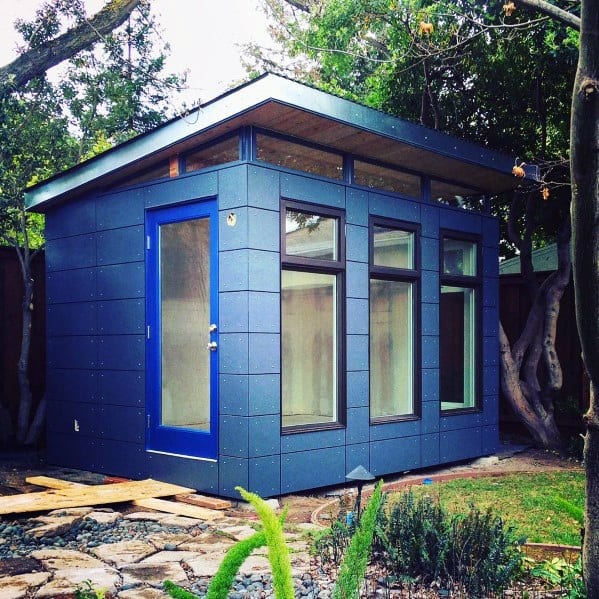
[146,200,218,459]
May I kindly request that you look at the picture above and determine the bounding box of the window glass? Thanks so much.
[185,136,239,172]
[285,209,338,261]
[256,133,343,180]
[370,279,413,418]
[443,238,477,276]
[440,285,476,410]
[109,161,170,190]
[354,160,421,198]
[282,270,338,428]
[373,226,414,269]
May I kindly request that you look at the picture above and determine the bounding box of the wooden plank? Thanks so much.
[27,476,223,520]
[0,478,194,515]
[175,493,232,511]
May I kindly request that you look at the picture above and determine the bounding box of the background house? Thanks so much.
[26,74,535,498]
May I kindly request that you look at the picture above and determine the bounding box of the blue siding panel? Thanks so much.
[483,366,499,396]
[98,335,144,370]
[439,209,481,233]
[248,165,280,211]
[219,457,249,498]
[440,427,482,462]
[346,261,368,299]
[220,374,249,416]
[47,433,99,471]
[422,335,440,369]
[369,192,420,223]
[220,250,248,292]
[483,307,499,336]
[47,268,96,304]
[219,165,249,210]
[281,428,345,453]
[483,336,499,366]
[97,226,144,265]
[422,368,439,402]
[219,292,249,333]
[369,419,421,441]
[421,270,439,303]
[98,370,144,407]
[347,334,368,371]
[346,443,370,473]
[421,204,440,239]
[249,415,280,457]
[482,216,500,247]
[346,406,369,445]
[347,370,368,409]
[483,393,499,425]
[47,302,97,336]
[219,207,248,251]
[249,374,280,415]
[248,208,280,251]
[46,235,96,271]
[98,440,146,478]
[483,246,499,278]
[48,337,97,369]
[346,225,369,263]
[96,190,144,230]
[47,369,97,404]
[370,435,420,475]
[281,446,345,493]
[47,401,97,436]
[146,452,218,493]
[422,401,440,434]
[219,333,249,374]
[346,188,369,226]
[97,299,144,335]
[98,405,145,443]
[220,415,249,457]
[347,298,369,335]
[281,173,345,208]
[483,276,499,307]
[248,250,279,292]
[440,412,483,431]
[97,262,144,300]
[143,172,218,209]
[482,424,499,454]
[249,334,280,374]
[421,302,438,336]
[421,433,440,467]
[249,455,281,497]
[46,197,96,240]
[249,292,280,333]
[421,237,439,271]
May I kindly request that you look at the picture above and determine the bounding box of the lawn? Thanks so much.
[387,471,584,546]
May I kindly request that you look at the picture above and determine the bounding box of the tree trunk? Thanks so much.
[570,1,599,595]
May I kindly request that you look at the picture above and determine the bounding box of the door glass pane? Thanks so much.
[440,285,476,410]
[443,238,477,276]
[285,209,338,260]
[282,270,337,427]
[160,218,210,430]
[370,279,413,418]
[373,227,414,269]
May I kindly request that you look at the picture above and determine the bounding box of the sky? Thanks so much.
[0,0,273,106]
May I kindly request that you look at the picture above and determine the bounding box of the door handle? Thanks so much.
[207,341,218,352]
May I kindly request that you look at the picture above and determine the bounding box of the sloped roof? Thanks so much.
[26,72,537,211]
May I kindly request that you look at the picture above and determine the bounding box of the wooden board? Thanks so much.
[26,476,220,520]
[175,493,232,511]
[0,478,194,515]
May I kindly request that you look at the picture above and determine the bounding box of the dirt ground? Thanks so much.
[0,443,582,525]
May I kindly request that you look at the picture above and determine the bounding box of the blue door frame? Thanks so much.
[146,199,219,459]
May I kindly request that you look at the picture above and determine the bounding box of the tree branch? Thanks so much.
[516,0,580,30]
[0,0,141,100]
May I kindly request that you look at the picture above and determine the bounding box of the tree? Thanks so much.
[0,0,183,446]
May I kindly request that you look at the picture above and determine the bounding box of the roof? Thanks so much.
[25,72,538,211]
[499,243,558,275]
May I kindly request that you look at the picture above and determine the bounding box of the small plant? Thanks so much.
[313,494,355,566]
[164,580,197,599]
[74,580,106,599]
[530,556,586,598]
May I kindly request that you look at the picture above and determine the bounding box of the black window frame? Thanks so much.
[439,230,482,414]
[369,217,421,424]
[280,199,346,434]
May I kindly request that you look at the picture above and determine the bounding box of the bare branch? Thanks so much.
[516,0,581,30]
[0,0,141,100]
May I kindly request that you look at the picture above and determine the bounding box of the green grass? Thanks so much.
[388,471,584,546]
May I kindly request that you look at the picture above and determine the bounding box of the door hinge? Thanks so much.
[147,414,151,429]
[146,325,151,339]
[146,235,151,250]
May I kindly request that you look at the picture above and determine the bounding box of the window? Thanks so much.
[440,234,480,412]
[369,219,420,421]
[184,136,240,173]
[354,160,421,198]
[281,202,345,430]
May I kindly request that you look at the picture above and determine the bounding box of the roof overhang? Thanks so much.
[25,73,538,211]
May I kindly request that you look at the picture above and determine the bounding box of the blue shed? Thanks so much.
[26,74,535,498]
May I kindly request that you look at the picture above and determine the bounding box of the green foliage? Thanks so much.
[530,557,586,598]
[236,487,294,599]
[377,490,522,594]
[312,494,355,565]
[333,479,384,599]
[74,580,106,599]
[163,579,198,599]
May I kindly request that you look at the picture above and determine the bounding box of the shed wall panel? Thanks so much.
[249,455,281,497]
[98,370,144,407]
[47,369,97,404]
[282,447,345,492]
